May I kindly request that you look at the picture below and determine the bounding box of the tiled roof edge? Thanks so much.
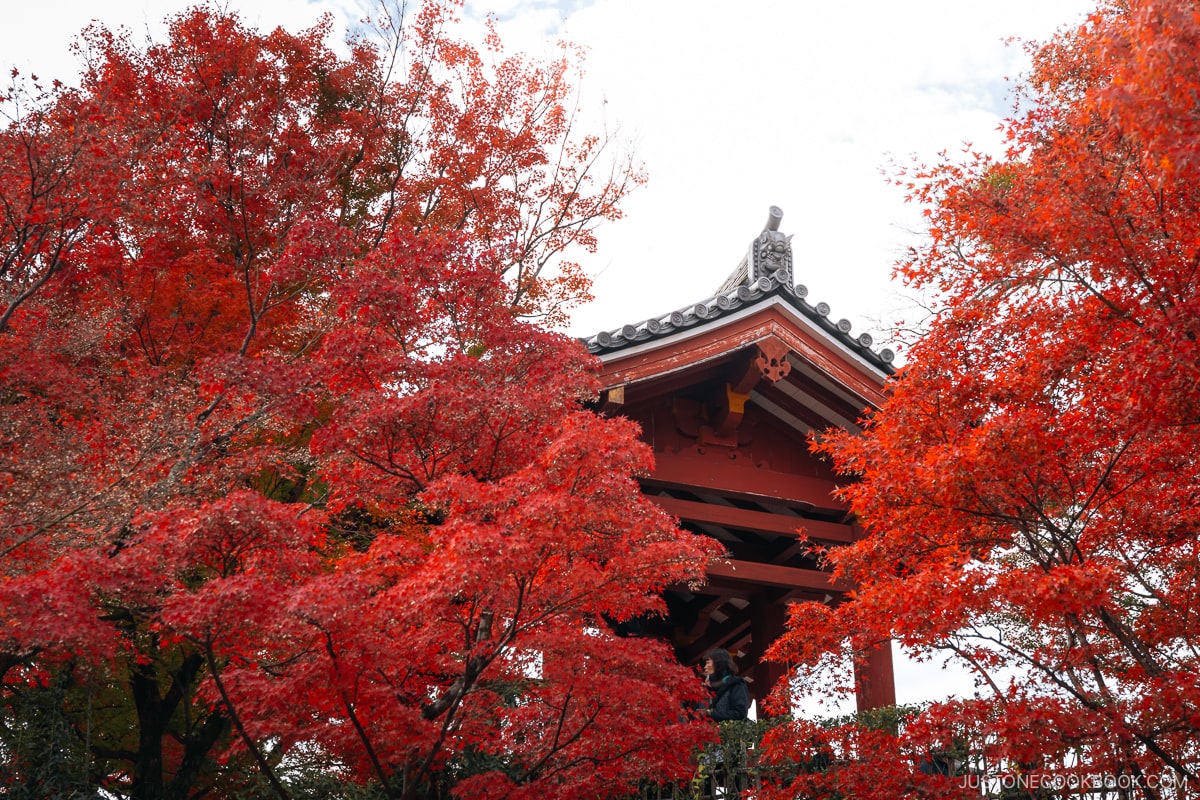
[581,269,897,375]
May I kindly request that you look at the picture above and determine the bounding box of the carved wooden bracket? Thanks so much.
[755,338,793,383]
[727,350,763,394]
[673,387,750,448]
[710,383,750,441]
[672,341,793,447]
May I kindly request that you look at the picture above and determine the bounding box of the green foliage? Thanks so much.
[229,758,393,800]
[818,702,926,735]
[0,676,94,799]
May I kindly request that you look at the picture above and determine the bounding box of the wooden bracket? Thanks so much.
[710,383,750,441]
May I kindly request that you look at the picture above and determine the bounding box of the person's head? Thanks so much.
[702,648,737,680]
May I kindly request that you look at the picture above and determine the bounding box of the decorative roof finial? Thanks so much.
[714,205,796,294]
[751,206,793,286]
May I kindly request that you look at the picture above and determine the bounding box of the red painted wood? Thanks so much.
[647,449,848,512]
[855,641,898,712]
[706,559,849,592]
[650,495,854,544]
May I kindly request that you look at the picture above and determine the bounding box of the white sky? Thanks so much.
[2,0,1095,711]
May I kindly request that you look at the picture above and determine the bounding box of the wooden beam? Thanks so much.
[603,356,736,410]
[677,614,752,664]
[670,593,734,646]
[650,495,854,544]
[647,450,848,512]
[707,559,850,592]
[761,364,874,430]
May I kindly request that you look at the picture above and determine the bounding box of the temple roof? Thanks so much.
[582,207,897,376]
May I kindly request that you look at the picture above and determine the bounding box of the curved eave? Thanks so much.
[583,273,896,376]
[586,285,894,410]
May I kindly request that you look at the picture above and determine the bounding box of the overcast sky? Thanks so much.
[3,0,1097,711]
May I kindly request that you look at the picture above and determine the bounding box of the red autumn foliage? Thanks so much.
[0,4,716,798]
[760,1,1200,797]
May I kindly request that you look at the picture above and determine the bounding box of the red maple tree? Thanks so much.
[0,4,717,798]
[760,1,1200,798]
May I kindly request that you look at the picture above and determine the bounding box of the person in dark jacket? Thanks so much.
[702,648,750,721]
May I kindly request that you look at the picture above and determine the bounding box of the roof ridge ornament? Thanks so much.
[753,205,794,287]
[716,206,795,294]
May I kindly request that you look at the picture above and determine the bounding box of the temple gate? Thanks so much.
[584,207,897,712]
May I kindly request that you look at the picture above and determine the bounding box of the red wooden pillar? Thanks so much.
[746,594,788,712]
[854,640,897,712]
